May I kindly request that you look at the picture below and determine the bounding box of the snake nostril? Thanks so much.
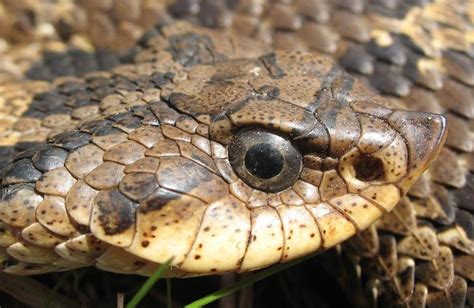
[353,155,384,182]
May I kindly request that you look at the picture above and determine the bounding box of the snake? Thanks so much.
[0,0,473,306]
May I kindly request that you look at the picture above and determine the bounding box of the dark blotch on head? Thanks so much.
[167,33,225,66]
[259,52,285,79]
[139,188,181,214]
[96,189,137,235]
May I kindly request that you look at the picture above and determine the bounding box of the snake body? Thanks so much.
[0,0,473,306]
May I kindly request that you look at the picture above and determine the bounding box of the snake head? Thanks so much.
[155,51,446,273]
[0,51,446,276]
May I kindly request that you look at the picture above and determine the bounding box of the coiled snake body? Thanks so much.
[0,0,473,306]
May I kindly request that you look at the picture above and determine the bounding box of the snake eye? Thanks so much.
[228,129,302,193]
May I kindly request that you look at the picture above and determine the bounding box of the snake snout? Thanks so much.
[386,111,447,193]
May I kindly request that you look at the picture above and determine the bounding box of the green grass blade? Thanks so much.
[184,253,316,308]
[126,258,173,308]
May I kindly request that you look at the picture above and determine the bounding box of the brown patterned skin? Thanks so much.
[0,0,473,307]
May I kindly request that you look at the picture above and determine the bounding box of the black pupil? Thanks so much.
[244,143,285,179]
